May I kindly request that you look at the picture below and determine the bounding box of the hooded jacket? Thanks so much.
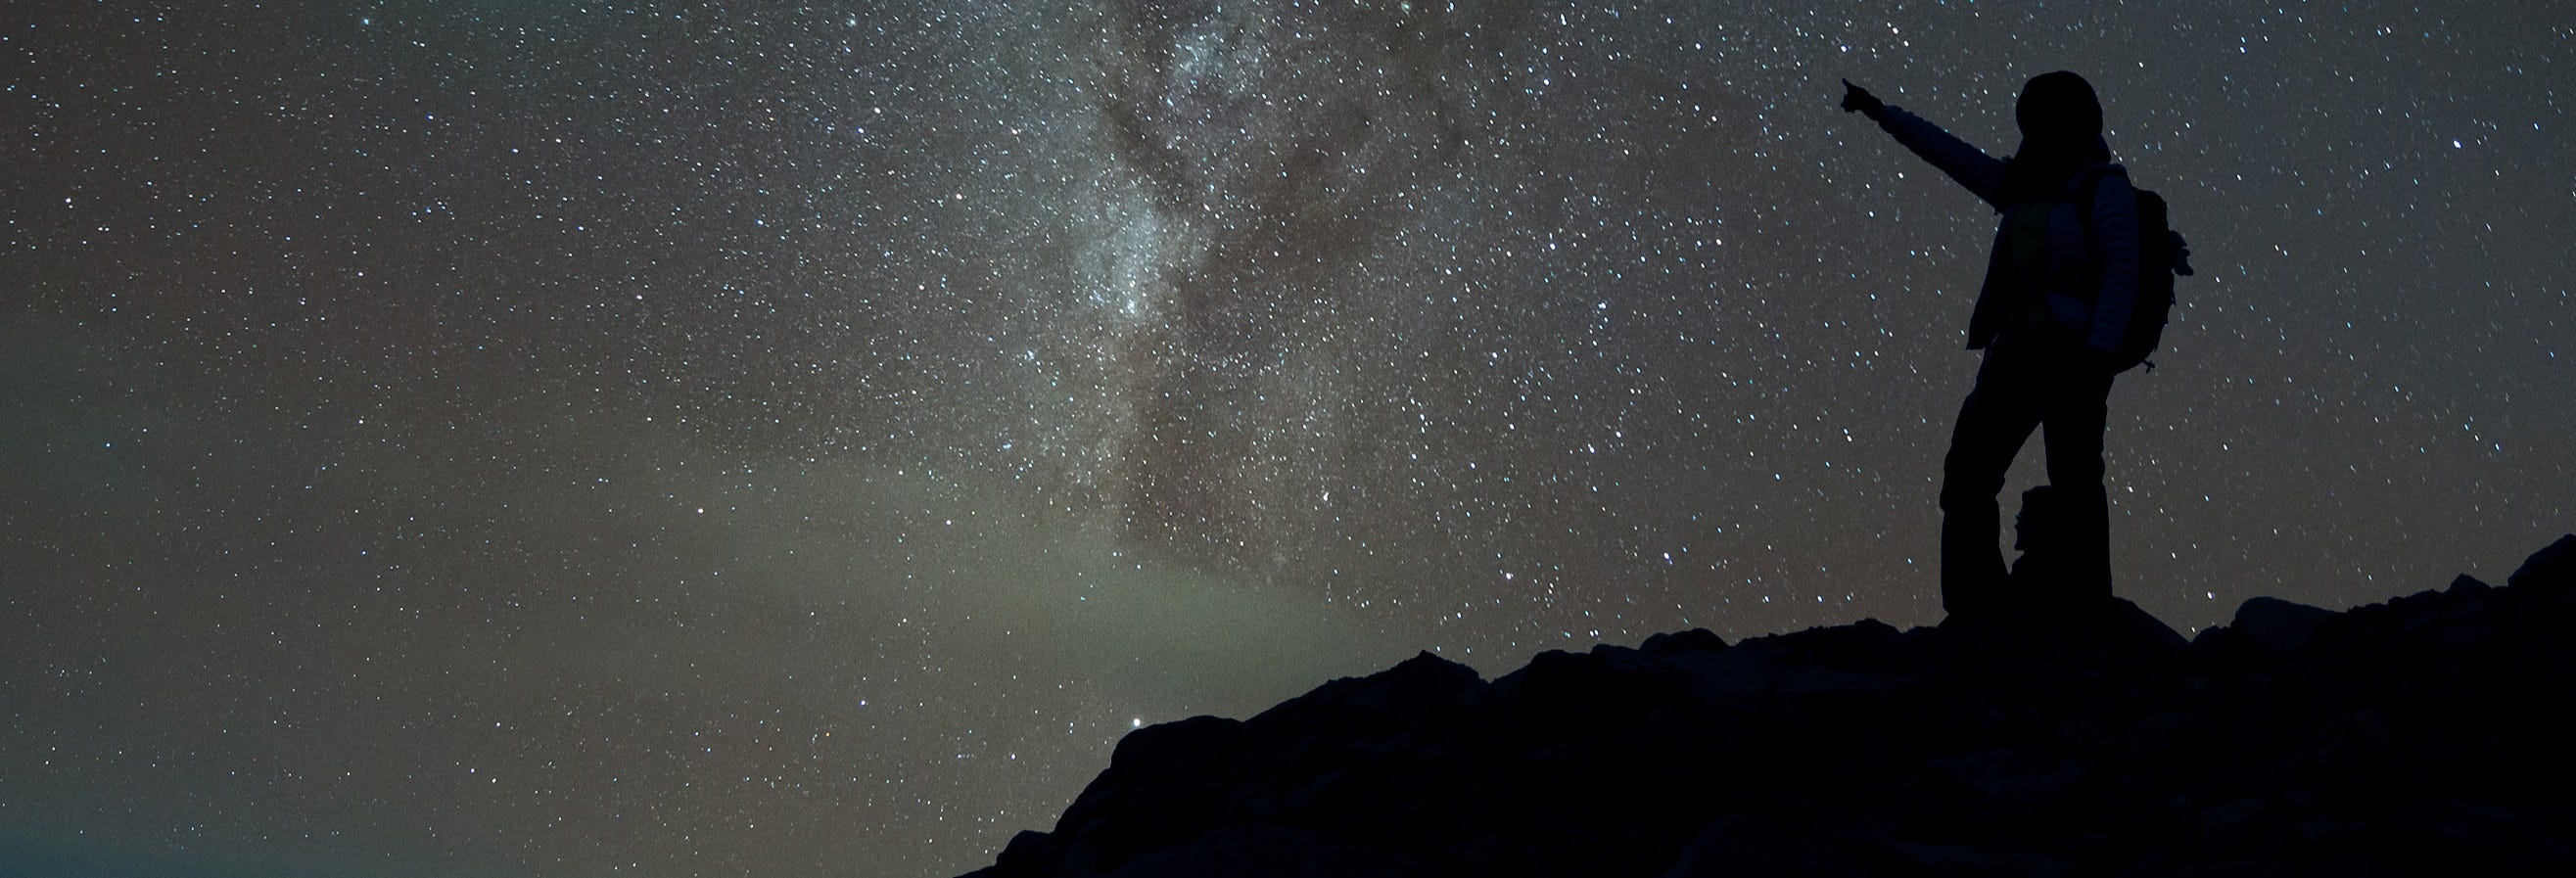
[1875,106,2142,353]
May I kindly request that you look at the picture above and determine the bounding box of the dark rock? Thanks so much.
[1095,823,1416,878]
[1246,650,1490,737]
[2226,596,2336,658]
[960,537,2576,878]
[1490,642,1693,727]
[1660,814,1895,877]
[1640,626,1728,656]
[2097,596,2191,651]
[2507,533,2576,589]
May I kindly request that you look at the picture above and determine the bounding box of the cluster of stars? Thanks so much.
[3,3,2567,877]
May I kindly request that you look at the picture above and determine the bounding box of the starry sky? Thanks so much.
[4,1,2569,876]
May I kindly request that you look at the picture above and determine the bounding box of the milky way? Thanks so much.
[4,2,2570,876]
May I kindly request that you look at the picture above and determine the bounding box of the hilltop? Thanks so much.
[964,535,2576,877]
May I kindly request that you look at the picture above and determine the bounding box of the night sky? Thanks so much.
[4,2,2569,876]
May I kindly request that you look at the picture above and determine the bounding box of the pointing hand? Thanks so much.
[1841,79,1887,120]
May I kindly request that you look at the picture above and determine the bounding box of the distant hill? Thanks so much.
[960,535,2576,877]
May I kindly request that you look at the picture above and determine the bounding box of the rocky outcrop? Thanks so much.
[965,535,2576,877]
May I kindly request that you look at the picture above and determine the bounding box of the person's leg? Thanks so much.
[1941,350,2044,616]
[2040,366,2117,605]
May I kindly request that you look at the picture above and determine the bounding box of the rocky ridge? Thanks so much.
[964,535,2576,877]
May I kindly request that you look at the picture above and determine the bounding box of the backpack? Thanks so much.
[2078,166,2194,373]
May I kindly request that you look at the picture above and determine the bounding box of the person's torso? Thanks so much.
[1993,178,2105,337]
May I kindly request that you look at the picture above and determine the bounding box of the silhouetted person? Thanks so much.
[1841,72,2139,617]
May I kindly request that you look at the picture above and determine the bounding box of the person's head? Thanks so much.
[2000,71,2110,201]
[2015,70,2103,146]
[2013,485,2059,552]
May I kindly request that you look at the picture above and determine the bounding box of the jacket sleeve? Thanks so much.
[2084,172,2143,352]
[1877,106,2008,208]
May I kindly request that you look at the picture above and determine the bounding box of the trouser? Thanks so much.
[1939,338,2116,615]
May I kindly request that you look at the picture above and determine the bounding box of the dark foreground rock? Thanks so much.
[964,536,2576,877]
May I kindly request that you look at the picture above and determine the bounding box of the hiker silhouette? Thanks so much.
[1841,71,2138,618]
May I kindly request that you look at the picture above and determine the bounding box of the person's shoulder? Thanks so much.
[2080,163,2137,201]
